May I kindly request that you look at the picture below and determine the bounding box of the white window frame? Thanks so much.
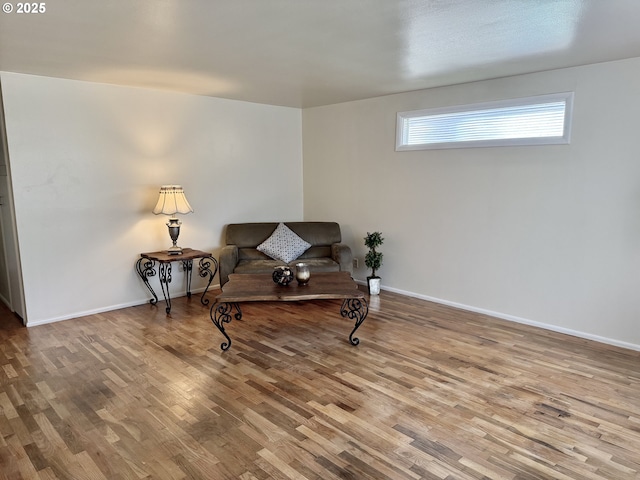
[396,92,574,151]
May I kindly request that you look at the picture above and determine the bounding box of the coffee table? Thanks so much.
[210,272,368,351]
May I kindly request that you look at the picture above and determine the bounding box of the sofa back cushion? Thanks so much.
[288,222,342,246]
[225,222,342,248]
[226,223,279,248]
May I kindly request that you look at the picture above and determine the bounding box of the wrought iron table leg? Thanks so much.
[183,260,193,298]
[198,256,219,306]
[210,302,242,351]
[341,298,369,346]
[158,262,173,314]
[135,258,158,305]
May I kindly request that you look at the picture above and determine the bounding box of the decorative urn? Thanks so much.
[272,266,294,286]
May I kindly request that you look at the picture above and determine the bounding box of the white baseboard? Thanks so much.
[26,285,220,327]
[355,279,640,352]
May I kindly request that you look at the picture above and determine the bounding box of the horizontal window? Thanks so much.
[396,92,574,151]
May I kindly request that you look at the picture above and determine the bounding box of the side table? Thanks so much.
[135,248,218,314]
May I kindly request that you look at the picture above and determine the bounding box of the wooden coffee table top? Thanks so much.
[217,271,364,303]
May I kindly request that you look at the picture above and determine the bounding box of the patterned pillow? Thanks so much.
[257,223,311,264]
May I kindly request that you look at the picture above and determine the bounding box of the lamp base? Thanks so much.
[166,217,183,255]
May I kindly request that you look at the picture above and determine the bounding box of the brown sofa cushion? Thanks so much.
[233,257,339,275]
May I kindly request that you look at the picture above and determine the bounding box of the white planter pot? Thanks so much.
[367,276,381,295]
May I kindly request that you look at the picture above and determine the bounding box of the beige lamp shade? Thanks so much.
[152,185,194,215]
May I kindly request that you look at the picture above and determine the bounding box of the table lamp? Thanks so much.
[152,185,193,255]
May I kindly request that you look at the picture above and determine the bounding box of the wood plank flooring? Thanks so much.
[1,288,639,479]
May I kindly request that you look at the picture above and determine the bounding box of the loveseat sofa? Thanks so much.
[219,222,353,286]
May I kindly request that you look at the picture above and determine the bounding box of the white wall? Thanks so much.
[1,72,303,325]
[303,57,640,350]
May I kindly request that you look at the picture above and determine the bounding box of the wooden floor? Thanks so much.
[1,289,639,480]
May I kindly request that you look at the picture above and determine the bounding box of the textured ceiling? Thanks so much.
[2,0,640,107]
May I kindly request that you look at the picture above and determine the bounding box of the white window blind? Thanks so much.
[396,92,573,151]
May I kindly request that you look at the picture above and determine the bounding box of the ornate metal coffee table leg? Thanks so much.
[341,298,369,345]
[198,256,219,306]
[136,258,158,306]
[210,302,242,351]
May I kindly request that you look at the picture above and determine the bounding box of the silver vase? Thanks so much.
[295,263,310,285]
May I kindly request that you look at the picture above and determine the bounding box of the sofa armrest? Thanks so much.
[331,243,353,274]
[219,245,238,286]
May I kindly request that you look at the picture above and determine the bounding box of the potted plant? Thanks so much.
[364,231,383,295]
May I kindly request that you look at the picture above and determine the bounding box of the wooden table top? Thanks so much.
[217,271,364,303]
[140,248,212,262]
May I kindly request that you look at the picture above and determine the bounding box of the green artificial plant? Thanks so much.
[364,231,384,278]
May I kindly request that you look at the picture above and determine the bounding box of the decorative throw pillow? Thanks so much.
[257,223,311,264]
